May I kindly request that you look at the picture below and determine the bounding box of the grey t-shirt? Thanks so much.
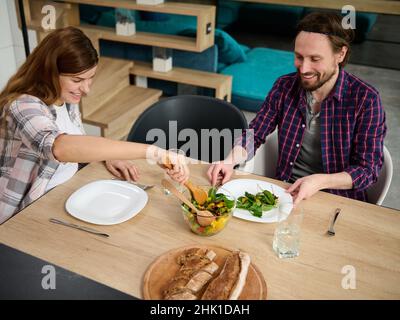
[290,92,324,181]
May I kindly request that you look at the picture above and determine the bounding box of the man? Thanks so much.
[208,12,386,205]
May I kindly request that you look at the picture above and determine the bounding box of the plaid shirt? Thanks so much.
[0,95,85,224]
[241,68,386,201]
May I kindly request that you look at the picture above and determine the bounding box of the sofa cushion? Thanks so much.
[180,28,247,65]
[221,47,295,111]
[240,44,251,54]
[214,29,247,64]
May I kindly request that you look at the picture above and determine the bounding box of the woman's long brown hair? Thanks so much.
[0,26,98,116]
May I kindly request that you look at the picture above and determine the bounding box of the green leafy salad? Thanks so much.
[188,187,235,216]
[236,190,278,218]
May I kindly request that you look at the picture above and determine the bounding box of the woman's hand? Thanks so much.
[105,160,139,182]
[163,150,190,185]
[146,146,190,184]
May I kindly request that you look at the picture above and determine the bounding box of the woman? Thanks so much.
[0,26,188,224]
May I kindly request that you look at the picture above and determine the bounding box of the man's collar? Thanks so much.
[330,67,346,102]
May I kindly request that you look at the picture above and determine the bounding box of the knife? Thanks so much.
[49,218,109,238]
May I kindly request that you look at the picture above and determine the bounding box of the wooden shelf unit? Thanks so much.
[23,0,216,52]
[130,61,232,101]
[79,24,198,52]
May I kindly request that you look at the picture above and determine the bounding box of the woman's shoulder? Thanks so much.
[10,94,46,106]
[8,94,51,116]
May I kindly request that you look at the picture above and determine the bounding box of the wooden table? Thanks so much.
[0,160,399,299]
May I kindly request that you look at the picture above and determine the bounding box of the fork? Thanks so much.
[111,178,154,190]
[327,208,341,236]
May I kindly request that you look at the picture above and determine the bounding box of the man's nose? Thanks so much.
[299,60,313,74]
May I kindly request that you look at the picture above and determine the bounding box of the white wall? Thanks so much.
[0,0,17,90]
[0,0,37,90]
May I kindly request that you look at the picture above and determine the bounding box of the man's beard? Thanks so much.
[298,67,337,91]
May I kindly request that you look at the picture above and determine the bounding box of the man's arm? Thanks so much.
[207,78,285,186]
[343,94,386,191]
[287,92,386,205]
[287,172,353,206]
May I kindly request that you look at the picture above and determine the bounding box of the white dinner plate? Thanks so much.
[218,179,293,223]
[65,179,148,225]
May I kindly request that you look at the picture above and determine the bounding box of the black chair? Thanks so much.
[127,95,248,163]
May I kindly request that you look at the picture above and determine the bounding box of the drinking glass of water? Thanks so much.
[272,204,304,259]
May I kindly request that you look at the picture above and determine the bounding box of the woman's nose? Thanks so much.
[80,80,90,94]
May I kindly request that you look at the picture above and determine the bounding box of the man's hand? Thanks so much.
[286,174,327,206]
[286,171,353,206]
[207,145,248,186]
[105,160,139,182]
[207,162,235,186]
[286,172,353,206]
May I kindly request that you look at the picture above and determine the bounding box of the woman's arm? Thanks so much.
[53,134,189,183]
[52,134,159,163]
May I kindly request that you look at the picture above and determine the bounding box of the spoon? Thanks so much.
[163,157,208,205]
[161,179,215,227]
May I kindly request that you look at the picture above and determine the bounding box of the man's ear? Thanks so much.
[337,46,348,64]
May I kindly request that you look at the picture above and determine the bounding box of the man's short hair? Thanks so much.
[296,12,355,67]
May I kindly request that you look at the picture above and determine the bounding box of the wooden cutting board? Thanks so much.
[142,245,267,300]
